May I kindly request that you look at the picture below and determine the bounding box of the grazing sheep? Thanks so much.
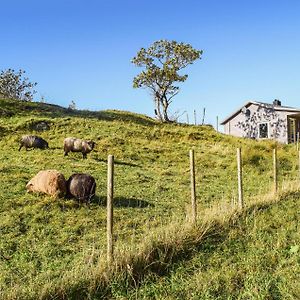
[64,137,95,159]
[26,170,66,197]
[66,173,96,204]
[19,135,49,151]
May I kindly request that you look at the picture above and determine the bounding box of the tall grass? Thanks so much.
[121,185,300,299]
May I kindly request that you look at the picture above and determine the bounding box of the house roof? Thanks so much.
[220,101,300,125]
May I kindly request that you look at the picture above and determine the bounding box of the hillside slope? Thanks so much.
[121,193,300,300]
[0,98,299,299]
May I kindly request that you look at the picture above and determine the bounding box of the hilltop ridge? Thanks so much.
[0,98,157,125]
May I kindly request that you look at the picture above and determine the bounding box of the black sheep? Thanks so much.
[66,173,96,204]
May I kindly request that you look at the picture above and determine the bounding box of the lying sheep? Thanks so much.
[26,170,66,197]
[19,135,49,151]
[66,173,96,204]
[64,137,95,159]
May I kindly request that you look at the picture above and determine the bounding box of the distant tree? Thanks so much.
[68,100,76,110]
[132,40,202,122]
[40,95,46,103]
[0,69,37,101]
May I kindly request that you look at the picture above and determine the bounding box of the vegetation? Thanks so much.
[132,40,202,122]
[0,98,299,299]
[0,69,37,101]
[120,192,300,299]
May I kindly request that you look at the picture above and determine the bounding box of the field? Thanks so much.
[120,192,300,299]
[0,98,299,299]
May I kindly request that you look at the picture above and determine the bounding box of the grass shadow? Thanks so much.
[93,157,140,167]
[114,197,154,208]
[91,196,153,208]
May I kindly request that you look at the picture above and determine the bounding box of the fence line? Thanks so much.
[105,146,299,259]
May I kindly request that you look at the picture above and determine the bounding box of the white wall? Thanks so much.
[223,103,289,143]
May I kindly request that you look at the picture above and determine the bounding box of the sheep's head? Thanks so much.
[26,181,34,192]
[87,141,96,150]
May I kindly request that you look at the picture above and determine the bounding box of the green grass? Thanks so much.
[0,98,299,299]
[120,192,300,300]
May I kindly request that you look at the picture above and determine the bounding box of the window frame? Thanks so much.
[258,122,270,139]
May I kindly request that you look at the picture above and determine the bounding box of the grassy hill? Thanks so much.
[0,98,299,299]
[121,193,300,299]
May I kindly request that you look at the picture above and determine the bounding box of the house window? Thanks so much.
[259,123,269,138]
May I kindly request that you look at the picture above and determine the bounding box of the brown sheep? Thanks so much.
[26,170,67,197]
[64,137,96,159]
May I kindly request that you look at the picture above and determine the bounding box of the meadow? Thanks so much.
[120,191,300,299]
[0,98,299,299]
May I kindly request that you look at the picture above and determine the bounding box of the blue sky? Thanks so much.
[1,0,300,125]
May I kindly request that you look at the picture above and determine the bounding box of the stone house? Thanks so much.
[220,100,300,143]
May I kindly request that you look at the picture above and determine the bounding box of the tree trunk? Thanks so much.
[153,92,171,123]
[154,95,163,121]
[162,97,170,122]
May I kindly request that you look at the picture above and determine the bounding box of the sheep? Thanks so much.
[26,170,67,198]
[64,137,95,159]
[66,173,96,204]
[19,135,49,151]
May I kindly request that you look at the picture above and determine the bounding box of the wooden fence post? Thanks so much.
[190,149,197,223]
[236,148,244,209]
[273,148,278,193]
[107,155,114,263]
[194,110,197,125]
[202,108,206,125]
[216,116,219,132]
